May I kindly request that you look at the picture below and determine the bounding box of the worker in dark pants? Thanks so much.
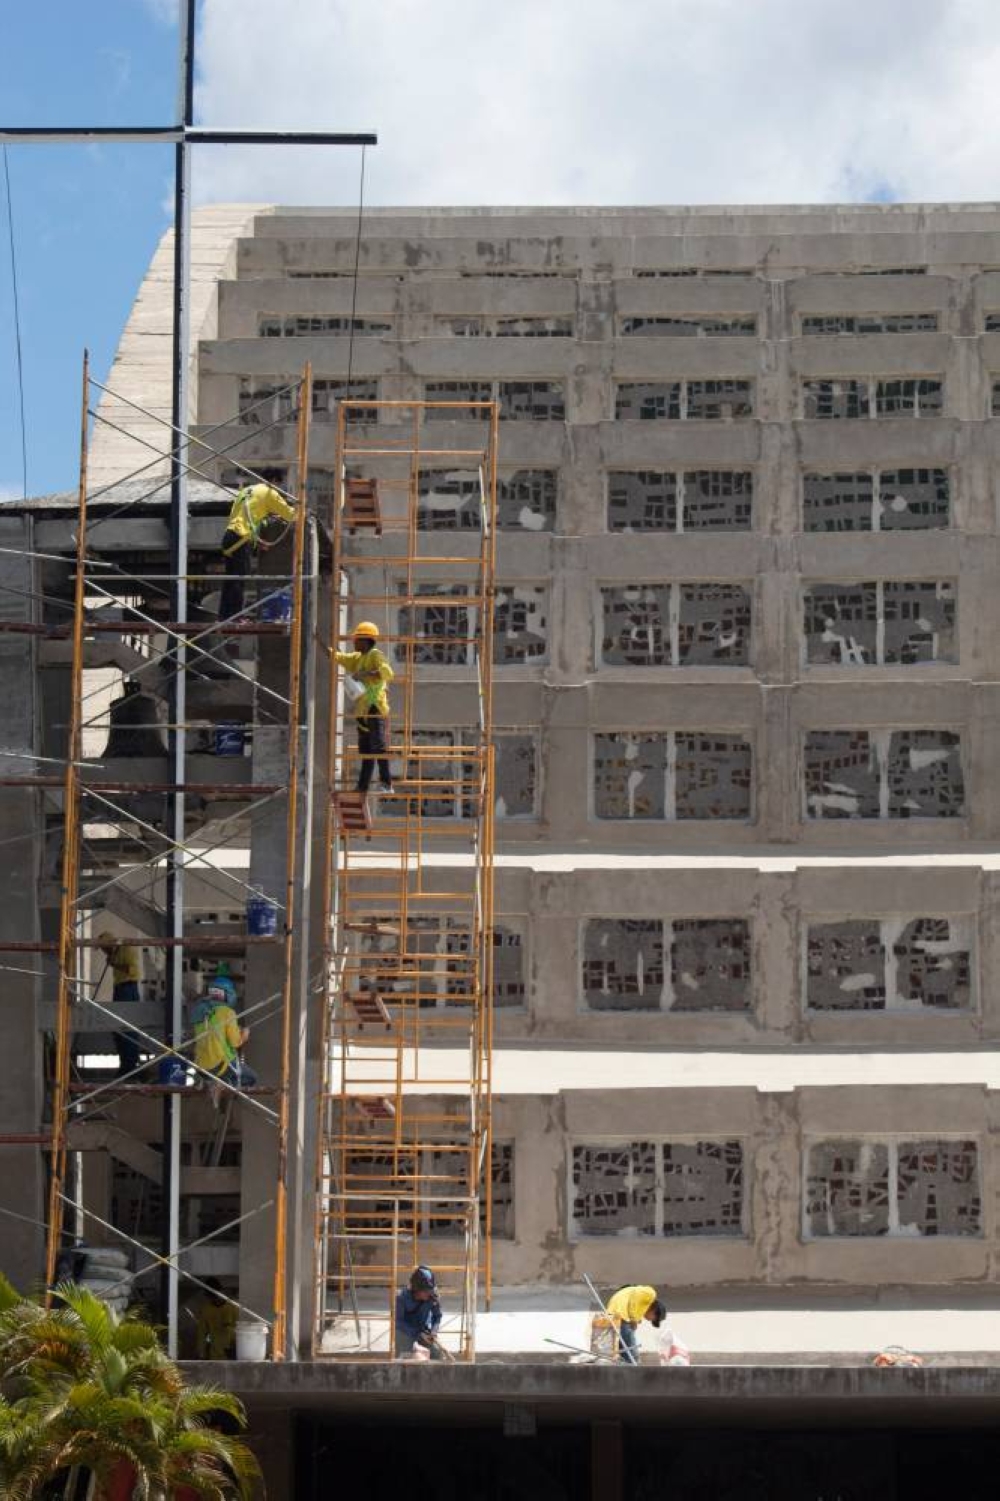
[605,1285,666,1365]
[219,481,295,624]
[334,620,395,795]
[395,1265,443,1359]
[96,931,144,1078]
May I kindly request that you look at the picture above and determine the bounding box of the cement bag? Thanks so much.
[658,1327,692,1366]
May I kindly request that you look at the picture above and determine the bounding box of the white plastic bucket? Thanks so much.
[235,1319,269,1361]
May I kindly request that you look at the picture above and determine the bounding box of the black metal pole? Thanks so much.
[161,0,196,1357]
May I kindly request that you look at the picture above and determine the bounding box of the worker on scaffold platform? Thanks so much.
[335,620,395,796]
[218,481,296,625]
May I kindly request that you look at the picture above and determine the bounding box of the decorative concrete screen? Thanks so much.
[417,469,556,531]
[424,1141,515,1238]
[359,914,525,1009]
[397,584,548,666]
[802,469,949,532]
[804,581,955,665]
[237,376,378,424]
[347,1141,514,1239]
[615,381,753,420]
[805,1140,981,1237]
[804,730,964,819]
[381,728,536,821]
[601,583,751,667]
[607,471,753,532]
[801,313,938,334]
[802,378,943,419]
[497,381,565,421]
[571,1140,745,1237]
[806,917,972,1010]
[593,732,752,821]
[619,315,757,336]
[582,917,751,1011]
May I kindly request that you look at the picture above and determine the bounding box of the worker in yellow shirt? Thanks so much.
[192,1278,237,1359]
[191,982,257,1090]
[334,620,395,796]
[96,931,144,1078]
[218,482,296,624]
[605,1284,666,1365]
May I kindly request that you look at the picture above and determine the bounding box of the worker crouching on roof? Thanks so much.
[395,1265,443,1359]
[218,482,296,625]
[606,1285,667,1365]
[96,931,144,1079]
[334,621,395,796]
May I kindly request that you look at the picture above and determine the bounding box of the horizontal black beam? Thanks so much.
[0,126,376,146]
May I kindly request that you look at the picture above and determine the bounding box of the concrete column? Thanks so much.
[0,517,44,1290]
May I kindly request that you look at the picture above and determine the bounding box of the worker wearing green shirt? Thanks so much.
[605,1284,667,1365]
[335,620,395,795]
[219,482,295,624]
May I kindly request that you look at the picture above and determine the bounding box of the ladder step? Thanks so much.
[333,791,371,835]
[352,1096,396,1122]
[347,991,393,1028]
[343,478,382,535]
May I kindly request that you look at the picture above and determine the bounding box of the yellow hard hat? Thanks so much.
[353,621,379,640]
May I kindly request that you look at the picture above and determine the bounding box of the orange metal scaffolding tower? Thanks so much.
[313,400,498,1361]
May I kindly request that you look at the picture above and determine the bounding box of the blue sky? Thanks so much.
[1,3,180,499]
[4,0,1000,498]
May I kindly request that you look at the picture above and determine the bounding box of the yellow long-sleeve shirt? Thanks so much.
[108,944,141,987]
[606,1285,658,1325]
[335,646,394,718]
[224,484,295,550]
[193,1002,243,1075]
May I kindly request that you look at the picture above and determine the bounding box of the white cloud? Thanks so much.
[190,0,1000,209]
[138,0,178,24]
[0,484,22,505]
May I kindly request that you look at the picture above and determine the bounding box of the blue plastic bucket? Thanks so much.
[246,895,279,937]
[214,722,245,756]
[260,589,293,624]
[157,1057,189,1087]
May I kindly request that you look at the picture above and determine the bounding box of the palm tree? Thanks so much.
[0,1273,261,1500]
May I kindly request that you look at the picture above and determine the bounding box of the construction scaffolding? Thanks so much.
[314,400,498,1361]
[0,353,317,1360]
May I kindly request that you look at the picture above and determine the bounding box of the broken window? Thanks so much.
[571,1142,658,1236]
[424,380,493,416]
[416,468,557,532]
[358,914,524,1009]
[497,381,565,421]
[421,1141,515,1240]
[581,917,751,1012]
[992,379,1000,416]
[804,730,965,819]
[661,1141,744,1236]
[685,380,754,419]
[606,471,752,532]
[442,314,573,337]
[619,315,757,337]
[804,580,955,665]
[803,469,949,532]
[600,579,752,667]
[632,267,754,279]
[670,920,751,1012]
[498,470,557,530]
[806,1139,980,1237]
[807,916,971,1011]
[571,1140,745,1238]
[491,926,527,1008]
[802,380,869,419]
[381,726,536,821]
[876,378,943,416]
[801,313,938,335]
[615,383,681,420]
[398,584,474,665]
[259,314,393,337]
[984,314,1000,332]
[593,732,752,821]
[582,919,665,1010]
[887,729,964,818]
[806,1142,890,1236]
[237,376,379,425]
[493,586,548,664]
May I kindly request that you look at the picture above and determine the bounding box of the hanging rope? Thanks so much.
[2,145,27,500]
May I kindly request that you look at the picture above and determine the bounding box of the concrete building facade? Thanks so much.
[8,204,1000,1342]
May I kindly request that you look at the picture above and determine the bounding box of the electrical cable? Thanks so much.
[2,145,27,499]
[344,144,367,402]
